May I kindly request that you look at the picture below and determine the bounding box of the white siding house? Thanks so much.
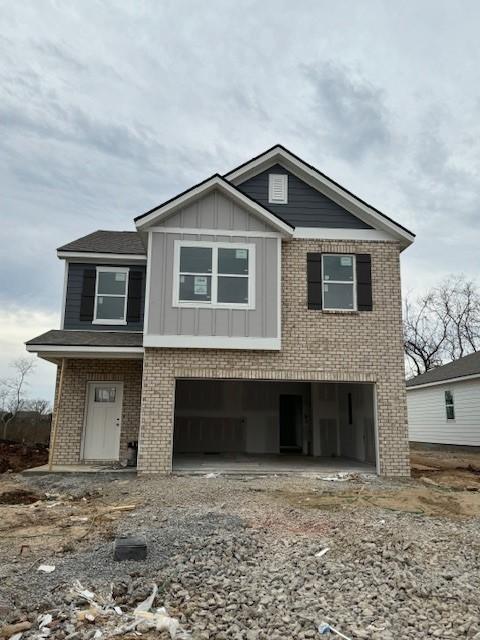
[407,351,480,446]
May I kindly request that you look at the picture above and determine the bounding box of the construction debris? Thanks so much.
[37,564,55,573]
[0,621,32,638]
[318,621,352,639]
[113,534,147,561]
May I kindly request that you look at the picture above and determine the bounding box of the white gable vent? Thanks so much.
[268,174,288,204]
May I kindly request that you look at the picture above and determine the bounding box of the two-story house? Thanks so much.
[26,146,414,476]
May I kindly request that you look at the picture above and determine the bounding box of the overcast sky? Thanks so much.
[1,0,480,400]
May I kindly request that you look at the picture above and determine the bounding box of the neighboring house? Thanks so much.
[407,351,480,447]
[26,145,415,476]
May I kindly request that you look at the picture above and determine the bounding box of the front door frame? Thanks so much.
[81,380,124,461]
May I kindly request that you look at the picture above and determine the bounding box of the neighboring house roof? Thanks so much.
[406,351,480,388]
[26,330,143,348]
[57,231,146,255]
[225,144,415,247]
[134,174,294,234]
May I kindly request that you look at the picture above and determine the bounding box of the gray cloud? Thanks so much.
[302,62,392,161]
[2,0,480,398]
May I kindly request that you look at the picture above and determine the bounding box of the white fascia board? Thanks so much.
[57,251,146,262]
[135,176,293,236]
[293,227,394,241]
[225,147,414,248]
[406,372,480,390]
[26,344,144,356]
[143,335,281,350]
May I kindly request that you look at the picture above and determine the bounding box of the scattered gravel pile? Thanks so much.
[1,474,480,639]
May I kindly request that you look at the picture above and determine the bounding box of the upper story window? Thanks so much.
[322,254,356,311]
[268,174,288,204]
[93,267,129,324]
[445,390,455,420]
[174,241,255,309]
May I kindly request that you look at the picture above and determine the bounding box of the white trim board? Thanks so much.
[406,372,480,390]
[135,175,294,236]
[60,261,69,330]
[148,226,282,239]
[57,251,146,262]
[292,227,394,242]
[26,344,143,355]
[224,146,414,248]
[143,335,281,350]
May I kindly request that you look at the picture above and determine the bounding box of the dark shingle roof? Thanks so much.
[57,231,146,255]
[26,330,143,348]
[406,351,480,388]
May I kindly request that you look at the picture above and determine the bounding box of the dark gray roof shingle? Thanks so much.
[406,350,480,388]
[26,330,143,348]
[57,231,146,255]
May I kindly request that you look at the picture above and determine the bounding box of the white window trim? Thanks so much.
[268,173,288,204]
[172,240,256,310]
[445,389,455,421]
[93,266,129,325]
[321,254,357,312]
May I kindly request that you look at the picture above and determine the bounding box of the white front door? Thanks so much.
[84,382,123,460]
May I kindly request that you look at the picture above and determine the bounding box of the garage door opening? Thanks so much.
[172,379,377,474]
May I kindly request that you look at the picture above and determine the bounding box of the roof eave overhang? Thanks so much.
[57,251,146,262]
[225,146,415,249]
[135,175,294,237]
[26,344,144,360]
[406,371,480,390]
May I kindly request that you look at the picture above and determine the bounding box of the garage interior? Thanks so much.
[172,380,378,474]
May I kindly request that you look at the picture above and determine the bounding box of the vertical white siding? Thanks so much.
[407,379,480,445]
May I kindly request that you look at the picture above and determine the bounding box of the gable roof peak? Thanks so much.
[224,145,415,247]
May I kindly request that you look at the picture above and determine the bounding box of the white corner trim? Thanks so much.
[60,260,69,329]
[143,231,153,335]
[143,335,281,350]
[225,147,414,247]
[406,372,480,390]
[293,227,394,242]
[148,226,282,239]
[135,175,293,236]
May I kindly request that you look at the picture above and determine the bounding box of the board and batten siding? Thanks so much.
[63,263,146,331]
[146,190,279,341]
[407,379,480,446]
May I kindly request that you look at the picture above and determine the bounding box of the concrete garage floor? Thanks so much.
[173,453,376,475]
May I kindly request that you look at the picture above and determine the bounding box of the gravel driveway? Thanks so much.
[1,472,479,639]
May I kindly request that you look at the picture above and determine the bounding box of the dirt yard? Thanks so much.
[0,450,479,639]
[0,442,48,474]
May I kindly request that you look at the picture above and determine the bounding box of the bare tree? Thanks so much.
[0,358,36,440]
[404,275,480,377]
[24,398,51,415]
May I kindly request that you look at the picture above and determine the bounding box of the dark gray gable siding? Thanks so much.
[63,263,146,331]
[236,163,372,229]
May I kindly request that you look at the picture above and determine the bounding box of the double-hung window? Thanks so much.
[175,242,254,308]
[445,390,455,420]
[322,254,356,311]
[93,267,129,324]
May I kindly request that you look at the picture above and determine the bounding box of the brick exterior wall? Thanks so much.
[49,359,142,465]
[48,239,409,476]
[137,239,410,477]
